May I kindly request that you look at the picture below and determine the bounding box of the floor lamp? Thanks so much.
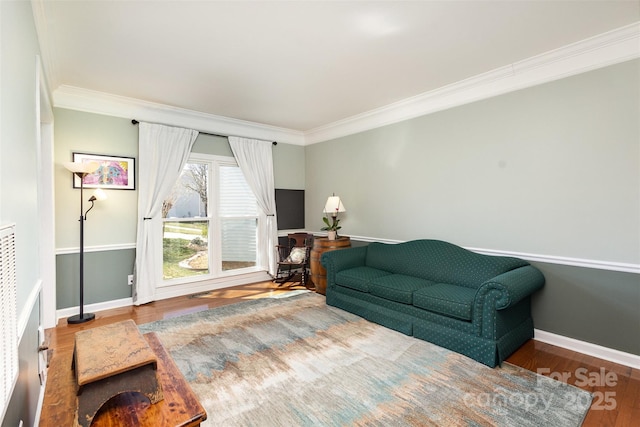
[64,161,107,324]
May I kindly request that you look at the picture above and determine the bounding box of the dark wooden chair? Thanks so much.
[274,233,314,288]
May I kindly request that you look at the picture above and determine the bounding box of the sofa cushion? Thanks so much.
[369,274,435,304]
[413,283,477,321]
[335,267,391,293]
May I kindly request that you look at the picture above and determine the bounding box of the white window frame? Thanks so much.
[159,153,261,288]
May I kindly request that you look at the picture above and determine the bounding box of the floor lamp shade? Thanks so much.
[64,161,99,175]
[64,161,103,324]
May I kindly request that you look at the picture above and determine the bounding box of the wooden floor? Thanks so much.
[42,281,639,426]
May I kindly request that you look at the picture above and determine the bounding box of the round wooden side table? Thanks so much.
[310,236,351,295]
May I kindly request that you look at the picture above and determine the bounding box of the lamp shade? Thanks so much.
[323,196,346,214]
[64,161,99,174]
[93,188,108,201]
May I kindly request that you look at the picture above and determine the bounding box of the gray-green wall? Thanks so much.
[1,1,46,425]
[305,60,639,264]
[530,262,638,355]
[306,60,639,356]
[54,109,306,308]
[56,249,135,308]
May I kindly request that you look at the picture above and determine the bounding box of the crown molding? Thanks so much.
[53,85,307,145]
[51,23,639,146]
[305,22,640,144]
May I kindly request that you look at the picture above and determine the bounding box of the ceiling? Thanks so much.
[35,1,639,133]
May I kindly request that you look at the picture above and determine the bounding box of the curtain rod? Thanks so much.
[131,120,277,145]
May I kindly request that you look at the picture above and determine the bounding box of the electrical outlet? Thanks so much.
[127,275,134,286]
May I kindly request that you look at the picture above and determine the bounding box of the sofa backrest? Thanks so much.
[364,240,529,288]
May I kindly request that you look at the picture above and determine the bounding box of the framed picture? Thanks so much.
[72,153,136,190]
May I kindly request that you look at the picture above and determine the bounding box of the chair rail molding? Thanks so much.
[56,243,136,255]
[344,234,639,274]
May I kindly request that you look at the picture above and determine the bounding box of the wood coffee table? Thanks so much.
[41,322,206,427]
[72,320,163,427]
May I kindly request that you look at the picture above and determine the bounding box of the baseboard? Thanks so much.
[534,329,640,369]
[56,297,133,324]
[55,271,272,322]
[34,382,46,427]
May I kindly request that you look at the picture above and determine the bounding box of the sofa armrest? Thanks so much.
[321,246,368,285]
[476,265,545,310]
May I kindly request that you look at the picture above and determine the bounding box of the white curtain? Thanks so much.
[134,122,198,305]
[228,136,278,276]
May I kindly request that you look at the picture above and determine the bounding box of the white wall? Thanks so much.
[0,0,46,425]
[1,0,43,307]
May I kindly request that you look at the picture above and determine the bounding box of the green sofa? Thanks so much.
[320,239,545,367]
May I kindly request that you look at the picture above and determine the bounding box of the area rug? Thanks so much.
[138,293,592,426]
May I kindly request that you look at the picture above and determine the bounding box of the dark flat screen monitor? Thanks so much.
[275,189,304,230]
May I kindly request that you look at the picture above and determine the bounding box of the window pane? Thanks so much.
[163,221,209,279]
[164,163,209,218]
[221,218,256,271]
[219,166,257,216]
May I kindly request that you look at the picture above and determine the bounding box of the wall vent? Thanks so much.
[0,223,18,419]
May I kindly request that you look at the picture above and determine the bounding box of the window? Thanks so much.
[162,154,259,283]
